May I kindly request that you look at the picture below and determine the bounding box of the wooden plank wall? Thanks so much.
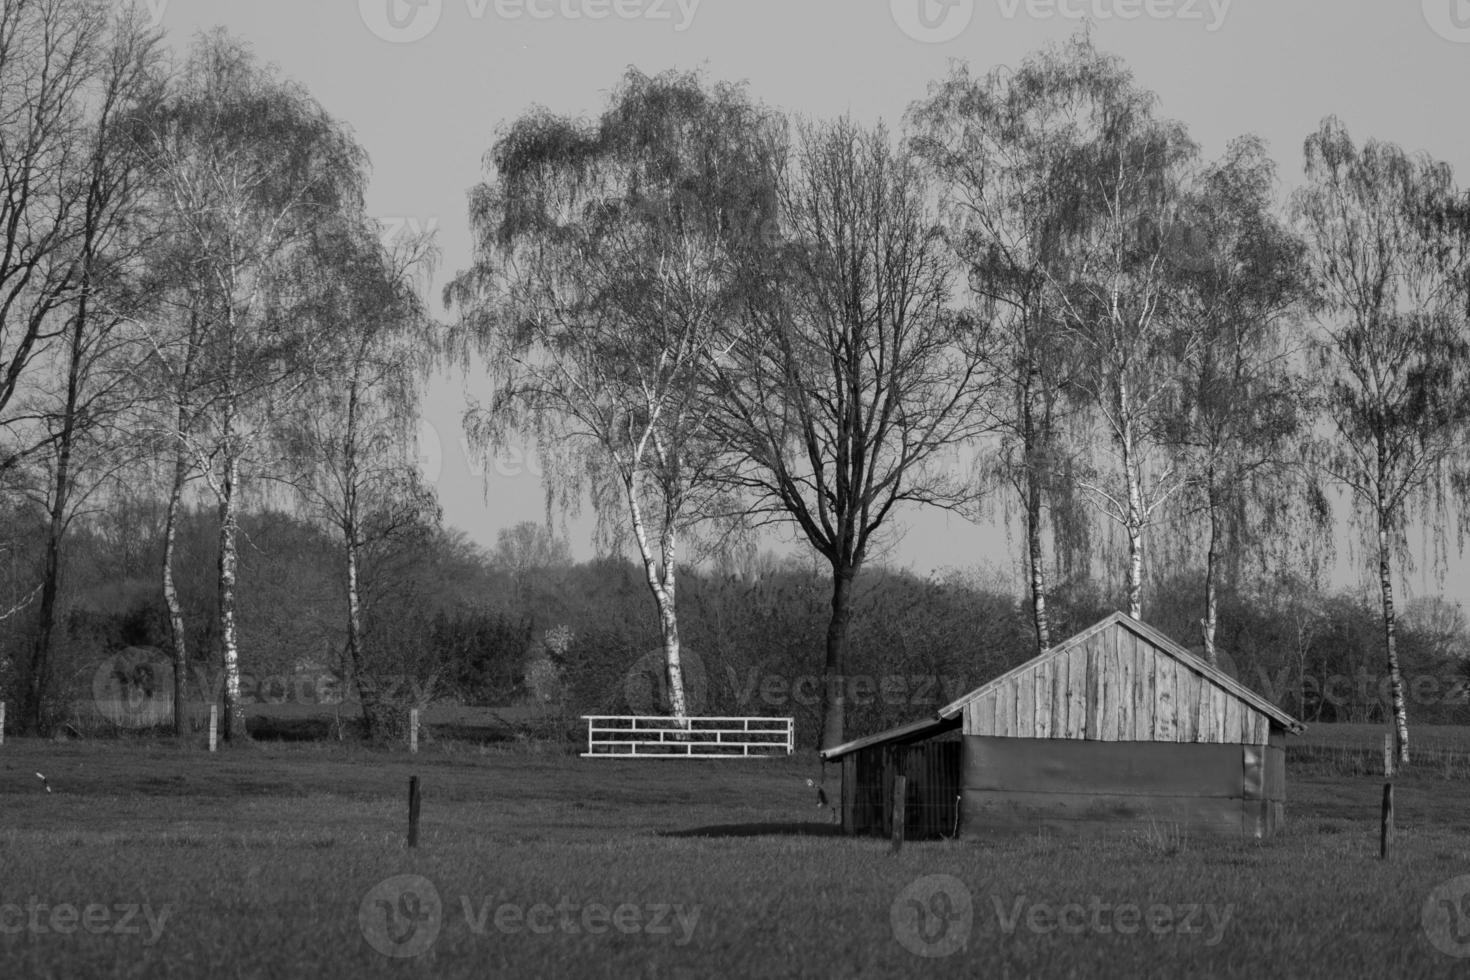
[842,740,962,839]
[963,624,1273,744]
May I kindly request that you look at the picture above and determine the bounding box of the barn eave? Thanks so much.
[818,713,961,762]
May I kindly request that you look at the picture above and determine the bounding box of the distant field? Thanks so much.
[2,735,1470,978]
[1294,723,1470,752]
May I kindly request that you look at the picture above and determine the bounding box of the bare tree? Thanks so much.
[448,69,779,722]
[1292,116,1470,764]
[7,1,163,732]
[709,118,995,750]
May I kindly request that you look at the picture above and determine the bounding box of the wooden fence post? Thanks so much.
[408,775,421,848]
[1380,733,1394,860]
[409,708,419,754]
[208,704,218,753]
[891,773,908,853]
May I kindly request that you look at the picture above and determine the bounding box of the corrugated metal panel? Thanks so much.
[960,790,1253,838]
[963,737,1247,798]
[959,736,1284,838]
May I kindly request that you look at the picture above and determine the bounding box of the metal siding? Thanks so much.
[1243,744,1264,801]
[960,790,1250,838]
[963,736,1248,797]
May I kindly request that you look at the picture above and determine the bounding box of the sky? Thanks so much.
[139,0,1470,605]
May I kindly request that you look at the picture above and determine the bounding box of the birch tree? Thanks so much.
[708,118,995,750]
[282,216,440,739]
[1167,136,1317,663]
[1041,61,1200,621]
[1293,116,1470,764]
[447,69,778,722]
[909,39,1113,651]
[133,31,366,740]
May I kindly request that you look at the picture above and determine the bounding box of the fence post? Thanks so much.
[408,775,421,848]
[208,704,218,753]
[891,773,908,854]
[0,701,6,747]
[409,709,419,754]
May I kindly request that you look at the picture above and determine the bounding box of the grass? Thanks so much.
[1,731,1469,978]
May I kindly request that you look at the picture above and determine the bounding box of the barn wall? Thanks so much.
[841,740,961,839]
[962,624,1272,744]
[959,736,1288,838]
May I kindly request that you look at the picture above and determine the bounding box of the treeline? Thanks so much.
[2,507,1464,747]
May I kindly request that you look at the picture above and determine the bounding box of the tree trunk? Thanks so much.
[820,561,858,751]
[1378,504,1410,765]
[22,286,90,735]
[1120,410,1145,621]
[23,475,68,736]
[625,475,687,721]
[1025,463,1051,652]
[343,524,391,740]
[163,443,191,736]
[218,450,247,741]
[1201,477,1222,664]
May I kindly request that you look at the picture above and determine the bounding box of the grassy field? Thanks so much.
[1,728,1469,978]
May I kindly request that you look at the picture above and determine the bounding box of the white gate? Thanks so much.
[581,716,795,758]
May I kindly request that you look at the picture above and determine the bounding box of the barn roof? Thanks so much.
[818,712,960,761]
[936,612,1304,734]
[819,612,1303,761]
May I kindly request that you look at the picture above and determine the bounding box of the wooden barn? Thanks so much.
[820,612,1304,839]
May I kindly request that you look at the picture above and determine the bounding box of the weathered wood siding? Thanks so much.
[962,622,1273,744]
[840,740,962,840]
